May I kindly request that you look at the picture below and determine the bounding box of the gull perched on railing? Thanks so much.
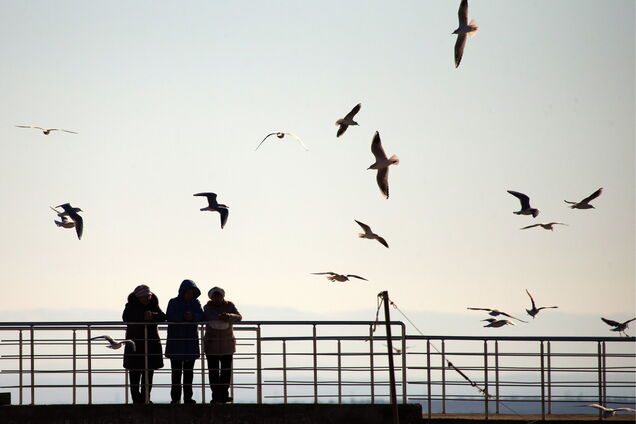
[16,125,78,135]
[507,190,540,218]
[90,335,136,351]
[335,103,361,138]
[355,220,389,248]
[582,404,636,418]
[255,131,308,151]
[482,318,515,328]
[468,307,528,323]
[601,317,636,337]
[564,188,603,209]
[525,289,558,318]
[452,0,478,68]
[194,192,229,229]
[311,272,368,282]
[52,203,84,240]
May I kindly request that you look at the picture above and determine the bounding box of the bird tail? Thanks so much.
[468,19,479,35]
[389,154,400,165]
[358,233,365,238]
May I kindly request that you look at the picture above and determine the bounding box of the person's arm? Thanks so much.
[122,302,144,322]
[223,302,242,323]
[165,299,181,322]
[192,300,205,322]
[152,304,167,322]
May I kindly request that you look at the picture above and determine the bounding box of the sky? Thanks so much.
[0,1,634,336]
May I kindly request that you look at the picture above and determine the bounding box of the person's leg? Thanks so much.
[206,355,221,402]
[140,369,155,403]
[129,370,143,403]
[183,359,196,402]
[219,355,233,402]
[170,359,183,403]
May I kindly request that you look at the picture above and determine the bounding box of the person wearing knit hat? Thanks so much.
[122,284,166,404]
[203,286,242,404]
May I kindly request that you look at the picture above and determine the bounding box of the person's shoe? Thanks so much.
[184,398,196,404]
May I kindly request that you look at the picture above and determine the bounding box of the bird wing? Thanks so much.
[584,404,610,411]
[255,133,277,150]
[123,340,136,351]
[615,408,636,412]
[347,274,368,281]
[548,222,567,226]
[56,203,72,212]
[376,168,390,199]
[499,311,527,323]
[194,192,218,207]
[520,224,540,230]
[336,125,348,138]
[525,290,537,310]
[312,272,336,276]
[458,0,469,27]
[468,307,492,312]
[355,220,372,233]
[16,125,38,129]
[376,236,389,248]
[283,132,309,150]
[507,190,531,209]
[370,131,388,161]
[58,129,78,134]
[622,317,636,325]
[218,207,229,229]
[454,34,467,68]
[581,187,603,204]
[601,317,621,327]
[537,306,558,311]
[73,214,83,240]
[344,103,362,121]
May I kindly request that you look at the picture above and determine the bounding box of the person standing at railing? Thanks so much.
[122,284,166,404]
[165,279,204,404]
[203,286,242,404]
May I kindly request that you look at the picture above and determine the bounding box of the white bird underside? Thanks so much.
[90,335,136,351]
[255,131,308,151]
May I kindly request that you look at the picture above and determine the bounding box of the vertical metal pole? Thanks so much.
[87,326,92,405]
[602,342,607,406]
[337,340,342,404]
[495,341,500,415]
[426,340,432,421]
[256,324,262,404]
[540,341,545,421]
[312,324,318,404]
[369,325,375,404]
[483,340,489,421]
[401,325,407,404]
[547,341,552,415]
[72,330,77,405]
[381,291,400,424]
[29,326,34,405]
[143,325,149,404]
[441,340,446,415]
[200,324,206,404]
[282,340,288,404]
[125,368,129,404]
[597,342,603,420]
[19,330,23,405]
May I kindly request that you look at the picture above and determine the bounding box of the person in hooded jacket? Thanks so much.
[122,284,166,404]
[203,286,242,403]
[165,279,204,404]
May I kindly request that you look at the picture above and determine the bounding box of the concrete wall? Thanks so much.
[2,403,422,424]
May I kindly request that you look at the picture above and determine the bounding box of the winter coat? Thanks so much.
[203,300,242,355]
[165,280,205,361]
[122,292,166,370]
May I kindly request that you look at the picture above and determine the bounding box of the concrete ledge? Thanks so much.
[2,403,423,424]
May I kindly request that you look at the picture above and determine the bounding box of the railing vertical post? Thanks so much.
[72,329,77,405]
[29,325,34,405]
[380,291,400,424]
[87,325,92,405]
[282,340,287,404]
[312,324,318,404]
[483,340,488,421]
[337,339,342,405]
[540,341,545,421]
[602,341,607,406]
[597,341,603,420]
[547,341,552,415]
[369,325,375,404]
[143,325,149,405]
[426,340,432,421]
[125,367,129,404]
[495,340,500,415]
[256,324,262,404]
[200,323,206,404]
[401,324,407,404]
[19,329,23,405]
[441,340,446,415]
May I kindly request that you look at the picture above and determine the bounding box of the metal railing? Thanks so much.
[0,321,634,418]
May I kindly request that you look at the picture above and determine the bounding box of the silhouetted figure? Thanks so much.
[204,287,242,404]
[122,284,166,404]
[165,279,204,404]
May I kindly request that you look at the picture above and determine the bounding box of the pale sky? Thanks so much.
[0,1,634,330]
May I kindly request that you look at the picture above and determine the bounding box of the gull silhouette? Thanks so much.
[507,190,540,218]
[16,125,77,135]
[601,317,636,337]
[368,131,399,199]
[468,307,528,323]
[255,132,308,151]
[194,192,229,229]
[525,289,558,318]
[564,188,603,209]
[90,335,136,351]
[336,103,361,137]
[452,0,478,68]
[355,220,389,248]
[54,203,83,240]
[311,272,368,282]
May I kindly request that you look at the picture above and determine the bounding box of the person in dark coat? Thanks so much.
[122,284,166,404]
[203,286,242,404]
[165,279,204,404]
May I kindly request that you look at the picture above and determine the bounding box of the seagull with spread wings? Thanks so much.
[582,404,636,418]
[54,203,83,240]
[16,125,78,135]
[368,131,399,199]
[507,190,540,218]
[565,188,603,209]
[355,220,389,248]
[194,192,229,229]
[601,317,636,337]
[468,307,528,323]
[255,131,308,151]
[336,103,361,137]
[525,290,558,318]
[521,222,567,231]
[90,335,136,351]
[452,0,479,68]
[311,272,368,282]
[483,318,516,328]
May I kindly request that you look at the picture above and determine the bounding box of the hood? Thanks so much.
[178,279,201,300]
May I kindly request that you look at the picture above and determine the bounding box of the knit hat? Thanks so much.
[208,286,225,299]
[134,284,151,297]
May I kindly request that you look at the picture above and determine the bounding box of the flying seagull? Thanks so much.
[311,272,368,282]
[255,132,308,151]
[468,307,528,323]
[521,222,567,231]
[483,318,515,328]
[452,0,479,68]
[54,203,83,240]
[355,220,389,248]
[51,206,75,229]
[16,125,78,135]
[564,188,603,209]
[336,103,361,137]
[368,131,399,199]
[601,317,636,337]
[193,192,229,229]
[90,335,136,351]
[525,290,558,318]
[582,404,636,418]
[507,190,540,218]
